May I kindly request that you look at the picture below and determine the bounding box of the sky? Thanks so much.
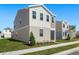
[0,4,79,31]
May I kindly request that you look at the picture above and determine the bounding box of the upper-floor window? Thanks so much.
[63,24,65,28]
[39,29,43,37]
[46,15,49,22]
[52,17,54,23]
[32,11,36,19]
[40,13,43,20]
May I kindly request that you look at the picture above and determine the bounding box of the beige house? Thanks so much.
[56,21,69,40]
[13,5,56,43]
[68,25,76,39]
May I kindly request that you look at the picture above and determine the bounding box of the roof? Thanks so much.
[69,25,76,30]
[4,27,12,32]
[56,20,68,24]
[28,5,56,16]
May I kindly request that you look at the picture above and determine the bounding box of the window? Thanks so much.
[65,32,67,36]
[52,17,54,23]
[63,24,65,28]
[32,11,36,19]
[14,25,16,28]
[20,21,21,24]
[40,29,43,37]
[46,15,49,22]
[40,13,43,20]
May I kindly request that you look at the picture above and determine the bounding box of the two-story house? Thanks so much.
[56,21,69,40]
[13,5,56,43]
[2,28,12,38]
[68,25,76,39]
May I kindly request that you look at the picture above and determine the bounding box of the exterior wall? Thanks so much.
[69,31,76,39]
[13,9,30,42]
[29,6,56,42]
[56,21,62,40]
[76,31,79,37]
[0,33,2,38]
[14,9,29,30]
[13,26,29,42]
[29,6,55,30]
[62,21,69,39]
[2,30,12,38]
[56,21,69,40]
[30,26,51,43]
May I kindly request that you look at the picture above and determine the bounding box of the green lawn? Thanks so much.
[57,37,79,43]
[24,43,79,55]
[0,38,56,52]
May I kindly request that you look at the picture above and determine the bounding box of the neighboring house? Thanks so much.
[13,5,56,43]
[68,25,76,39]
[56,21,69,40]
[2,28,12,38]
[76,31,79,37]
[0,31,2,38]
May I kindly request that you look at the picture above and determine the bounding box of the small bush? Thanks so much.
[66,34,70,40]
[29,32,36,46]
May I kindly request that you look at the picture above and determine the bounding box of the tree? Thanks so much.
[29,32,36,46]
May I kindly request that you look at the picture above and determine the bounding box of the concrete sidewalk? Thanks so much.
[0,41,79,55]
[53,47,79,55]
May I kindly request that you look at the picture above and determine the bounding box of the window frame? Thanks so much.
[39,29,43,37]
[40,13,43,20]
[46,15,49,22]
[52,17,54,23]
[32,11,36,19]
[63,24,65,28]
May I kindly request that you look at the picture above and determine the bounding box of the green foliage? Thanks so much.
[66,34,70,40]
[29,32,36,46]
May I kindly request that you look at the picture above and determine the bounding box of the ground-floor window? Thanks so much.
[51,30,54,40]
[39,29,43,37]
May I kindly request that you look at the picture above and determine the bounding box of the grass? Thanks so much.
[24,43,79,55]
[57,37,79,43]
[0,38,56,52]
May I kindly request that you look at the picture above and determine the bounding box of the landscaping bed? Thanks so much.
[24,43,79,55]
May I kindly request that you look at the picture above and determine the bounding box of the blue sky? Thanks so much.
[0,4,79,31]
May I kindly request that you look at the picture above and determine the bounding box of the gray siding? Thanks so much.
[56,30,62,40]
[56,21,62,40]
[13,27,29,42]
[14,9,29,30]
[13,9,30,42]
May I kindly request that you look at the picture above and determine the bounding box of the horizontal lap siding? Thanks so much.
[30,26,51,43]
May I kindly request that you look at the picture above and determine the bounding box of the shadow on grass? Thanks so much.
[7,38,24,43]
[7,38,31,46]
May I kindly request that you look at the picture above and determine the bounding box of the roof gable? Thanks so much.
[28,5,56,16]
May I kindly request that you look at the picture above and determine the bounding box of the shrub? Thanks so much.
[29,32,36,46]
[66,34,70,40]
[1,35,4,38]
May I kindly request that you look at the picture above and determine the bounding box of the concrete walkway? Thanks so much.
[0,41,79,55]
[53,47,79,55]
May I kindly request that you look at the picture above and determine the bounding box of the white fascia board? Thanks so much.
[28,4,56,17]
